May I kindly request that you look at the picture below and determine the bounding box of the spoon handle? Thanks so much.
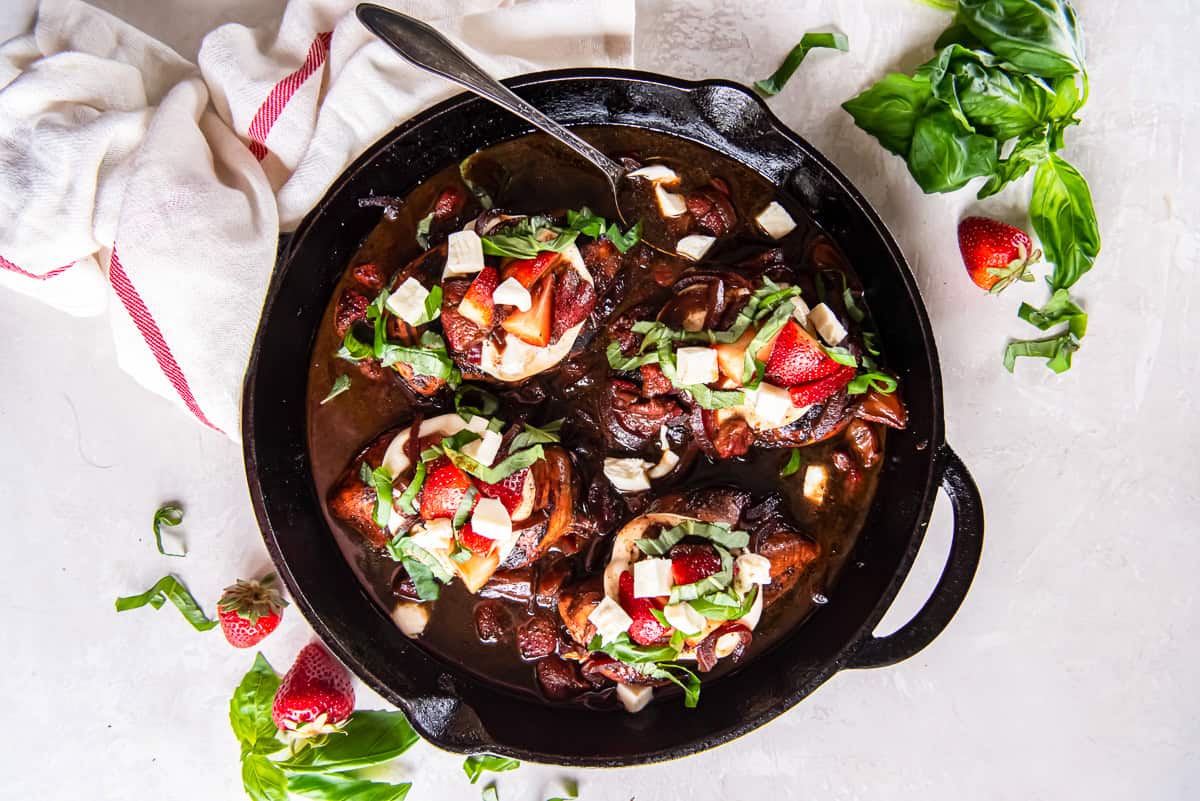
[356,4,627,187]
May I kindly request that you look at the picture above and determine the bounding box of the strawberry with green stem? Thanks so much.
[957,216,1041,294]
[272,642,356,744]
[217,573,287,648]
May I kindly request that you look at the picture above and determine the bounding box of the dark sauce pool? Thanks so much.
[306,127,886,707]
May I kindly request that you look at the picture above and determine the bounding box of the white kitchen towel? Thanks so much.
[0,0,634,437]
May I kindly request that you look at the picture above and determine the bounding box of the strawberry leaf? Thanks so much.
[230,653,283,756]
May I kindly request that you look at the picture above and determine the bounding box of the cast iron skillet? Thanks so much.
[243,69,984,766]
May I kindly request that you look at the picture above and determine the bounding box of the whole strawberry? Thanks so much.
[272,643,355,740]
[217,573,288,648]
[957,216,1041,293]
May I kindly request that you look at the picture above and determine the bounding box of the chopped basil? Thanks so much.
[606,340,660,372]
[509,419,563,451]
[114,575,218,631]
[481,208,641,259]
[587,632,681,664]
[846,371,899,395]
[450,547,472,564]
[754,32,850,97]
[1017,287,1088,339]
[645,661,701,708]
[151,503,186,558]
[606,219,643,253]
[359,463,394,528]
[780,449,803,477]
[395,460,426,515]
[387,537,452,600]
[689,585,758,621]
[586,633,700,708]
[843,284,867,323]
[454,385,500,420]
[336,329,373,363]
[635,525,688,556]
[462,755,520,784]
[452,485,478,532]
[415,211,434,249]
[545,779,579,801]
[444,444,546,485]
[650,607,672,628]
[378,343,455,379]
[417,284,443,325]
[822,345,859,367]
[320,374,351,405]
[669,545,734,603]
[682,385,746,410]
[1003,331,1080,374]
[565,207,607,238]
[482,784,499,801]
[637,520,750,556]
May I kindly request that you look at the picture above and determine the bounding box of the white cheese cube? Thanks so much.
[633,558,673,598]
[616,682,655,713]
[654,183,688,217]
[675,346,719,386]
[384,277,431,325]
[462,429,502,467]
[588,596,633,643]
[410,518,454,554]
[790,294,811,323]
[659,426,670,452]
[751,382,794,427]
[647,448,680,479]
[604,457,653,493]
[492,276,532,311]
[443,230,485,278]
[676,234,716,261]
[470,497,512,540]
[391,602,430,637]
[627,164,679,184]
[808,303,848,346]
[755,201,797,239]
[664,602,707,635]
[802,464,828,504]
[465,415,490,433]
[734,553,772,593]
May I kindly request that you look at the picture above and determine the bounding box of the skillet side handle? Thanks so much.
[847,444,984,669]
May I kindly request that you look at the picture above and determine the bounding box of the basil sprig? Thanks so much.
[115,575,218,631]
[754,32,849,97]
[842,0,1097,373]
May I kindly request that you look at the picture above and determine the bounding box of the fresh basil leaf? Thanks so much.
[649,661,702,708]
[454,385,500,420]
[230,652,282,756]
[337,329,374,363]
[402,557,441,601]
[780,449,803,477]
[978,128,1050,199]
[1003,331,1080,373]
[288,773,411,801]
[444,444,545,485]
[509,419,563,451]
[916,0,957,10]
[395,460,426,516]
[1030,153,1100,290]
[414,212,434,250]
[378,342,455,380]
[417,284,443,325]
[669,545,734,602]
[481,216,575,259]
[1017,288,1087,338]
[114,575,218,631]
[606,340,660,371]
[566,207,607,238]
[842,73,934,156]
[588,633,681,664]
[822,346,859,367]
[920,44,1054,140]
[957,0,1086,79]
[682,385,746,410]
[689,586,758,621]
[320,375,351,406]
[906,109,999,193]
[847,371,898,395]
[462,755,520,784]
[605,219,642,253]
[387,537,453,587]
[361,466,393,528]
[242,755,288,801]
[452,485,478,532]
[276,711,420,774]
[754,32,849,97]
[151,503,186,558]
[482,784,499,801]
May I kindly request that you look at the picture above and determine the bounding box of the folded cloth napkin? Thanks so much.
[0,0,634,437]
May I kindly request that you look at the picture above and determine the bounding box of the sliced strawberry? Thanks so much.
[502,273,554,347]
[789,364,856,407]
[502,251,559,289]
[765,320,841,385]
[477,468,529,515]
[457,523,494,555]
[618,570,670,646]
[669,543,722,586]
[458,266,498,329]
[419,457,473,520]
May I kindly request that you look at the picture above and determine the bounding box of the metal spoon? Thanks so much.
[355,3,670,251]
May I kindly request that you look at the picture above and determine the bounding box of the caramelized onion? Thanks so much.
[696,623,753,673]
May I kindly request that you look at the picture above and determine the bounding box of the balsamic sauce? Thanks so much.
[306,128,884,706]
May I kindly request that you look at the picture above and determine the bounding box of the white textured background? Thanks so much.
[2,1,1198,799]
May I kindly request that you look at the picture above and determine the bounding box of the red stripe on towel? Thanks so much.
[0,254,76,280]
[107,248,224,434]
[246,31,333,160]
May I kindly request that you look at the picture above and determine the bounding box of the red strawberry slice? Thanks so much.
[618,570,670,646]
[477,468,529,515]
[669,543,722,586]
[502,251,558,289]
[457,523,494,555]
[419,457,474,520]
[765,320,841,386]
[788,364,856,407]
[458,266,498,329]
[957,216,1040,293]
[501,273,554,347]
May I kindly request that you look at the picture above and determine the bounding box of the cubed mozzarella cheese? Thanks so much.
[470,497,512,540]
[803,464,828,504]
[410,518,454,553]
[463,429,502,467]
[443,230,485,278]
[633,558,673,598]
[734,553,772,593]
[808,302,848,345]
[465,415,490,433]
[391,602,430,637]
[675,346,719,386]
[616,682,655,713]
[790,294,811,323]
[604,457,653,493]
[676,234,716,261]
[384,277,431,325]
[627,164,679,184]
[755,201,797,239]
[654,183,688,217]
[751,382,794,427]
[647,448,680,479]
[588,596,634,643]
[664,602,706,635]
[492,276,532,311]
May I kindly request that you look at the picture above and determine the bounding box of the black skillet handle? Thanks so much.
[846,444,984,669]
